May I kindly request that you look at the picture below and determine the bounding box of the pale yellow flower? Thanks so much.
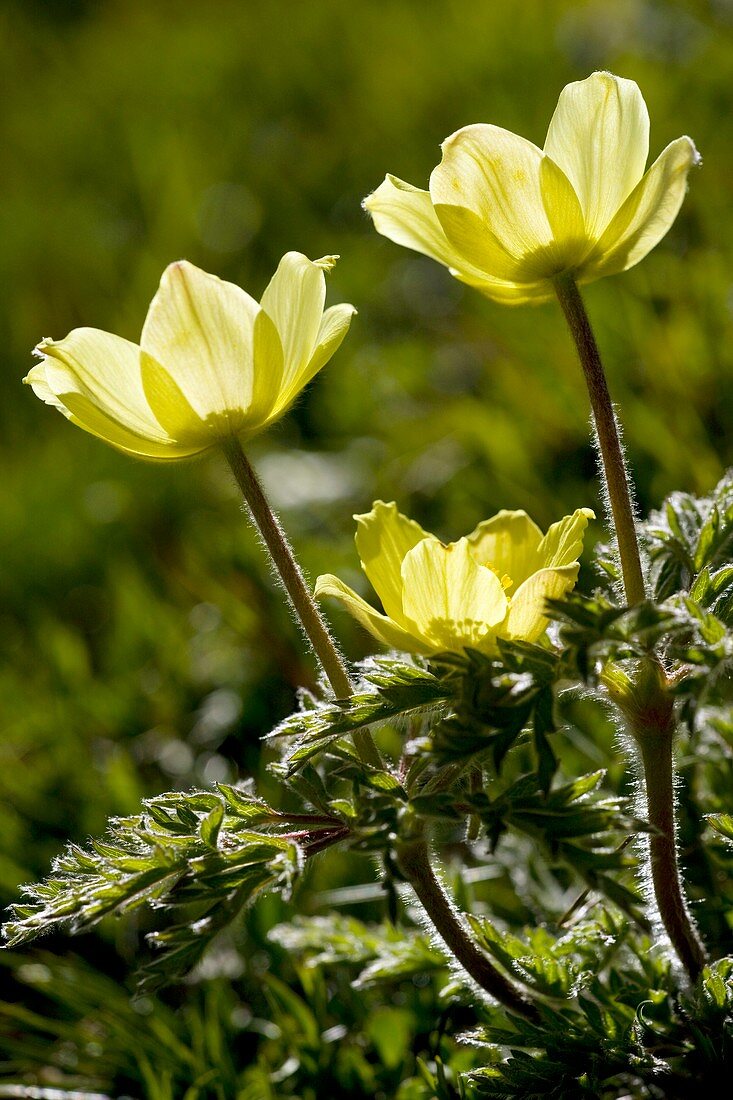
[25,253,355,459]
[364,72,699,305]
[315,501,594,655]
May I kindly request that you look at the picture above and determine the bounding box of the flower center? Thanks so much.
[484,561,514,593]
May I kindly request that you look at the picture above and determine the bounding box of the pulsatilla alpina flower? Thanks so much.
[25,254,355,459]
[315,501,594,655]
[364,72,699,304]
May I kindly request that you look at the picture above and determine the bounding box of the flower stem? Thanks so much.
[222,436,381,769]
[397,834,539,1020]
[553,274,646,607]
[637,725,707,982]
[552,281,707,981]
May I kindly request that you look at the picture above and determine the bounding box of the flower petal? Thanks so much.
[247,308,285,430]
[583,137,700,279]
[364,174,481,272]
[269,303,356,422]
[141,261,258,425]
[430,125,586,282]
[401,537,509,652]
[259,252,327,393]
[466,510,544,589]
[139,354,208,442]
[314,574,431,654]
[27,333,203,460]
[364,174,545,300]
[504,564,580,643]
[544,72,649,239]
[354,500,431,622]
[451,269,556,305]
[25,361,74,419]
[306,303,356,377]
[537,508,595,569]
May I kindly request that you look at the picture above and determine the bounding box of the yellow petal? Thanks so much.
[259,252,327,394]
[365,174,546,301]
[248,308,285,430]
[466,510,544,589]
[537,508,595,569]
[544,72,649,239]
[141,261,259,427]
[354,500,432,622]
[24,360,74,419]
[430,125,586,282]
[28,330,202,459]
[504,564,580,643]
[269,302,356,421]
[140,353,208,442]
[583,137,700,279]
[451,269,556,305]
[364,174,481,272]
[401,537,509,652]
[314,574,431,654]
[306,303,356,377]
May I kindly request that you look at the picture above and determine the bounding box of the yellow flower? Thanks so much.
[364,72,699,305]
[315,501,594,655]
[25,253,355,459]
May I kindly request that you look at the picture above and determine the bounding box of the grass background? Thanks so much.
[0,0,731,1068]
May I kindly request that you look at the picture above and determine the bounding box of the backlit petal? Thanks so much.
[537,508,595,569]
[24,361,74,419]
[306,303,356,377]
[260,252,326,393]
[27,333,202,459]
[504,564,580,643]
[401,537,509,651]
[364,174,481,273]
[140,354,208,442]
[354,500,431,622]
[466,510,544,589]
[430,125,586,281]
[314,574,431,654]
[248,309,285,430]
[269,302,356,421]
[451,269,556,305]
[584,137,700,279]
[544,72,649,239]
[141,261,258,425]
[365,174,543,299]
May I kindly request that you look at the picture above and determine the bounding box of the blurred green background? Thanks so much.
[0,0,731,1045]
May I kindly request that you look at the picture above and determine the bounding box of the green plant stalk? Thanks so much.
[224,441,529,1008]
[552,279,706,982]
[397,834,539,1020]
[553,273,646,607]
[222,437,381,769]
[224,444,529,1008]
[638,728,707,982]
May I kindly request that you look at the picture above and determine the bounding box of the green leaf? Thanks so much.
[199,803,224,848]
[269,657,454,772]
[3,788,304,992]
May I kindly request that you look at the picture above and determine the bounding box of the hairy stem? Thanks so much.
[222,436,381,768]
[397,835,539,1020]
[553,274,646,607]
[638,729,707,982]
[553,282,706,980]
[225,446,534,1008]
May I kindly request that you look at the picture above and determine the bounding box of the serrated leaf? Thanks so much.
[3,788,305,992]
